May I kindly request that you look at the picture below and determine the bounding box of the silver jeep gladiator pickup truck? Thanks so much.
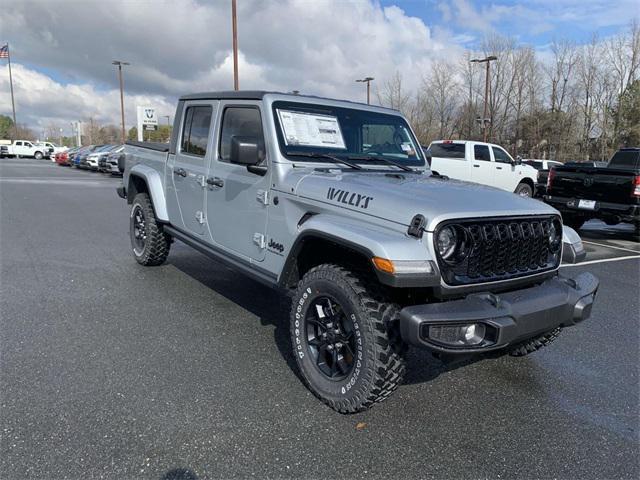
[118,91,598,413]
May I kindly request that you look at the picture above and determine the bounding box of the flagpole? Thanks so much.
[6,43,17,139]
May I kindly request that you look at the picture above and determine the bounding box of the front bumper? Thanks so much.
[399,272,598,354]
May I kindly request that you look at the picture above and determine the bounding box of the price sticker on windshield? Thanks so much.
[277,110,346,149]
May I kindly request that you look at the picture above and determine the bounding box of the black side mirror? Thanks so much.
[118,153,126,173]
[230,136,262,166]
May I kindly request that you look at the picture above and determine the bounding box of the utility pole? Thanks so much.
[232,0,239,90]
[356,77,374,104]
[470,56,497,142]
[1,43,18,139]
[112,60,130,144]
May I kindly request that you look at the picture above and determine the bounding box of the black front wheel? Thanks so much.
[129,193,171,266]
[291,264,406,413]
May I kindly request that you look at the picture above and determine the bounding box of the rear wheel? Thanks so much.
[514,182,533,197]
[129,193,171,266]
[291,264,406,413]
[34,151,43,160]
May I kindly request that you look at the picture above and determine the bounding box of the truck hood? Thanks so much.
[294,170,558,231]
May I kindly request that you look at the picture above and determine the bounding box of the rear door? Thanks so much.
[14,141,26,156]
[428,142,469,180]
[206,102,270,262]
[470,144,494,186]
[170,101,217,237]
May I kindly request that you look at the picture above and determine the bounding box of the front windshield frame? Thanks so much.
[271,101,426,168]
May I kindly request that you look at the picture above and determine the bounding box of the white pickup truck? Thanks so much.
[1,140,49,159]
[427,140,538,197]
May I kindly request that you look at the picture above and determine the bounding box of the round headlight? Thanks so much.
[437,226,458,260]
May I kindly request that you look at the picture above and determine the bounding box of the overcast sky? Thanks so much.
[1,0,638,138]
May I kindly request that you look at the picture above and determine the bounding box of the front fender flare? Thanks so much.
[279,213,438,288]
[128,164,169,222]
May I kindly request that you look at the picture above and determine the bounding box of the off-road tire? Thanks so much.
[562,214,585,231]
[34,151,43,160]
[507,327,562,356]
[515,182,533,197]
[130,193,170,266]
[290,264,407,413]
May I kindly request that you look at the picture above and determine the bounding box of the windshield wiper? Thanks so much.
[287,151,362,170]
[347,155,414,172]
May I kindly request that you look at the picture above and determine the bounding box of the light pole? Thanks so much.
[470,56,497,142]
[112,60,130,144]
[231,0,239,90]
[356,77,374,104]
[164,115,171,142]
[59,128,63,147]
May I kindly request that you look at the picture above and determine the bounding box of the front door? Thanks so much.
[170,101,216,236]
[491,146,517,191]
[206,103,270,262]
[470,144,494,186]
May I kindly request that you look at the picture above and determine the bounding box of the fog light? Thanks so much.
[427,323,486,347]
[463,323,485,344]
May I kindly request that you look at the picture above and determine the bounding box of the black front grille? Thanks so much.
[435,216,561,286]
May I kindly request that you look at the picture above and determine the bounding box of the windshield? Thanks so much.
[272,101,425,167]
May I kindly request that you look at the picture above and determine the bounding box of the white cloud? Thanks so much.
[0,0,460,132]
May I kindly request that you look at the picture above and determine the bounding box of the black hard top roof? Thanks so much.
[180,90,272,101]
[178,91,397,112]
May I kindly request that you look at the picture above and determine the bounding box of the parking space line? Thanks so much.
[582,240,640,254]
[561,255,640,267]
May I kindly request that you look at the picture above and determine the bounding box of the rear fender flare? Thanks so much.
[128,164,169,222]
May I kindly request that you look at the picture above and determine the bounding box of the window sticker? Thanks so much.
[277,109,346,149]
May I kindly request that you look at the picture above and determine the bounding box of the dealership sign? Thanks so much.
[136,106,158,140]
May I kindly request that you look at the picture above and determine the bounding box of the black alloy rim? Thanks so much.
[305,296,357,380]
[132,205,147,254]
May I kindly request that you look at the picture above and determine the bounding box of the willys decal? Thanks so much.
[326,188,373,209]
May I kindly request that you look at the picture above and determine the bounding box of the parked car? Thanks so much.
[36,142,67,161]
[545,147,640,231]
[2,140,48,159]
[117,90,597,413]
[87,145,116,171]
[427,140,538,197]
[55,147,79,166]
[106,148,125,176]
[523,159,564,197]
[74,145,102,169]
[98,145,124,173]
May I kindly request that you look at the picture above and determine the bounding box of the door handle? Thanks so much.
[173,167,187,177]
[473,164,480,168]
[496,166,503,170]
[206,177,224,188]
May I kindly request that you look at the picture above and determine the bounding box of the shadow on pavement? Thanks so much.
[161,468,199,480]
[169,252,488,388]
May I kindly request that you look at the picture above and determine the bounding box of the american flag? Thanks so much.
[0,44,8,59]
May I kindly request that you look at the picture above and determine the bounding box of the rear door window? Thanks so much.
[474,145,491,162]
[429,143,465,159]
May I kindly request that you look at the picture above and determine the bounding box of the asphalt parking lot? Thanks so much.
[1,158,638,479]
